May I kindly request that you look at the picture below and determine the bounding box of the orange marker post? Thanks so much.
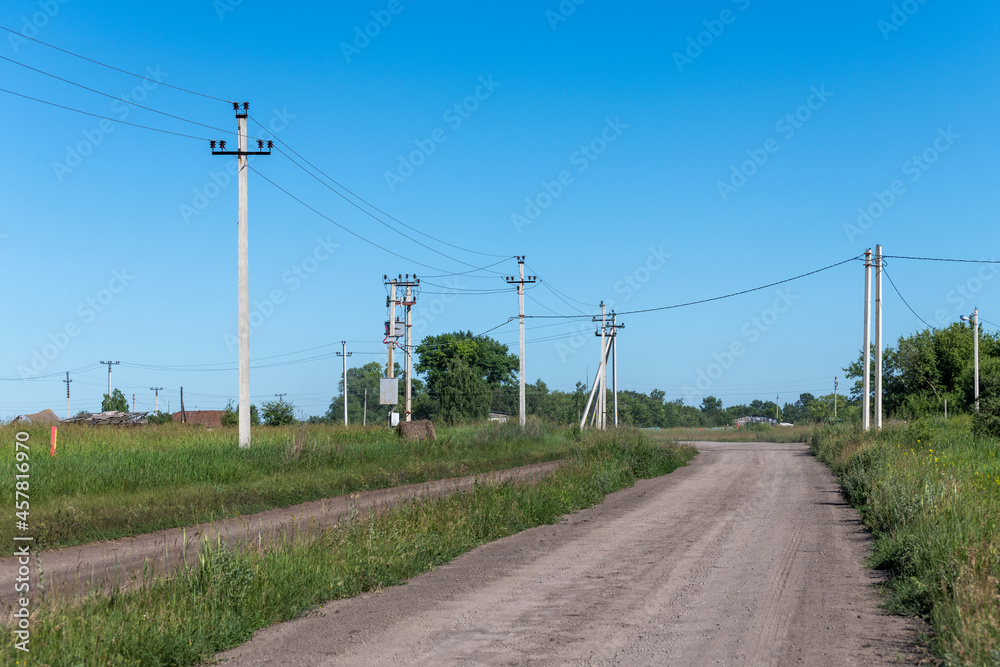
[51,426,57,457]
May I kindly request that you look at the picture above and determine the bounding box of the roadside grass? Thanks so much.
[0,419,575,552]
[650,424,813,443]
[812,417,1000,666]
[1,429,696,666]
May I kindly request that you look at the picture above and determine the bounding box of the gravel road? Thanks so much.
[213,441,923,666]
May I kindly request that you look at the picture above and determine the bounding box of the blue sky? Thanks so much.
[1,0,998,419]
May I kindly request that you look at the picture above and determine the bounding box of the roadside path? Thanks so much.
[214,441,923,666]
[0,461,562,601]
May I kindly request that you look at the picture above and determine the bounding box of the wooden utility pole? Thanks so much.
[505,256,536,427]
[180,386,186,424]
[211,102,272,448]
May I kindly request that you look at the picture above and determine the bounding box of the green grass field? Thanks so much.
[0,420,578,551]
[812,418,1000,665]
[0,428,695,666]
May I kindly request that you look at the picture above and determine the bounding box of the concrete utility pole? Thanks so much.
[132,393,136,412]
[834,376,838,421]
[862,248,872,432]
[212,102,272,448]
[505,257,537,427]
[875,245,883,431]
[274,393,287,404]
[363,388,368,426]
[590,303,608,429]
[391,275,419,422]
[100,361,119,402]
[337,341,352,425]
[776,395,780,423]
[962,308,980,412]
[385,276,398,382]
[63,372,72,419]
[150,387,163,413]
[612,312,619,428]
[580,323,614,430]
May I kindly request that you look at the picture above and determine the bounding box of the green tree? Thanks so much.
[221,400,260,426]
[437,357,491,423]
[102,388,129,412]
[416,332,518,389]
[324,362,425,424]
[146,410,173,425]
[260,399,295,426]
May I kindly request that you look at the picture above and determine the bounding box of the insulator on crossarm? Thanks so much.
[257,139,264,149]
[232,102,239,111]
[267,140,273,148]
[219,140,226,150]
[210,140,216,149]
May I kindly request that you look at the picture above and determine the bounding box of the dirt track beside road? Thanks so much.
[0,461,562,602]
[214,441,923,666]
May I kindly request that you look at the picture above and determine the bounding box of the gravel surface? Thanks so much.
[212,441,924,666]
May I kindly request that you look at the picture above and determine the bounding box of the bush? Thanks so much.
[221,400,260,426]
[261,400,295,426]
[147,411,173,425]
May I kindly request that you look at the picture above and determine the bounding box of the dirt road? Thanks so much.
[214,441,923,666]
[0,461,562,601]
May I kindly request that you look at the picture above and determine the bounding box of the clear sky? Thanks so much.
[2,0,998,419]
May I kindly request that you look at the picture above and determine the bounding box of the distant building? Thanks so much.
[733,415,779,427]
[488,411,510,423]
[12,409,61,425]
[172,410,226,428]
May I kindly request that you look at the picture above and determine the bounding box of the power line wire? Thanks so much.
[882,269,940,332]
[0,26,232,103]
[0,86,209,140]
[251,116,509,260]
[525,254,863,319]
[0,55,235,135]
[882,255,1000,264]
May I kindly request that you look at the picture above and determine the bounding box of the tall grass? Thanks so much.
[0,429,696,666]
[0,419,574,551]
[812,417,1000,665]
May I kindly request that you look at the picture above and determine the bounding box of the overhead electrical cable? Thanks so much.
[271,145,508,273]
[250,116,510,260]
[0,55,235,135]
[882,255,1000,264]
[0,26,232,103]
[524,254,863,319]
[883,269,940,332]
[0,87,210,140]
